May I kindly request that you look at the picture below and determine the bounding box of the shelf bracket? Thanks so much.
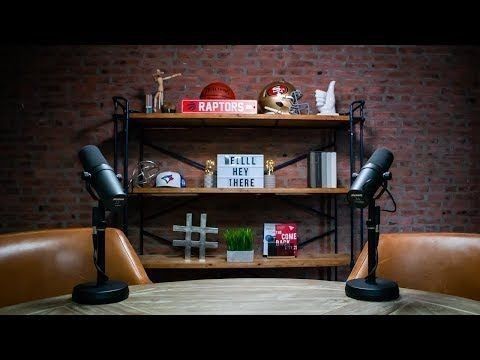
[142,197,199,222]
[298,229,336,248]
[274,142,335,172]
[277,197,335,220]
[142,230,172,245]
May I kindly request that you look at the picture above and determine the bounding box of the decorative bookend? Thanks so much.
[264,159,275,188]
[204,159,215,188]
[172,213,218,262]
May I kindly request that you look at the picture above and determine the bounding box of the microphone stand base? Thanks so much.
[72,280,129,305]
[345,277,399,302]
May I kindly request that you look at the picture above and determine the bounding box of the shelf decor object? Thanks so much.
[316,80,339,115]
[181,99,258,114]
[172,213,218,262]
[145,94,153,114]
[129,160,160,189]
[264,159,275,188]
[225,228,254,263]
[152,69,182,112]
[204,159,215,188]
[217,154,264,188]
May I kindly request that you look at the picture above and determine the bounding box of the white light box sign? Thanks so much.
[217,154,264,188]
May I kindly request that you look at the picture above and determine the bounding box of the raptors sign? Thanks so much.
[181,99,258,114]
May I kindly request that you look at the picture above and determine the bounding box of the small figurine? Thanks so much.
[204,159,215,188]
[315,80,339,115]
[265,159,276,188]
[153,69,182,113]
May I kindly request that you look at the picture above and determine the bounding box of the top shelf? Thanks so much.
[128,113,351,129]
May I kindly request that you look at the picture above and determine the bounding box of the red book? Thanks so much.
[274,223,298,257]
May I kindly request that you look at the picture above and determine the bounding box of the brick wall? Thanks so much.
[1,45,479,280]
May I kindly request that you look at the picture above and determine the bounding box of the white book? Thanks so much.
[263,223,277,256]
[321,152,328,187]
[325,152,331,188]
[330,152,337,188]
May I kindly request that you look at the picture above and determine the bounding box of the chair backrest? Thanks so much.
[348,232,480,301]
[0,227,151,307]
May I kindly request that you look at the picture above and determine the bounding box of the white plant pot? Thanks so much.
[227,250,254,262]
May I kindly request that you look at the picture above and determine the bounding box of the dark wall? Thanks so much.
[1,45,479,280]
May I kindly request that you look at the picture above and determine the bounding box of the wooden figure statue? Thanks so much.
[153,69,182,112]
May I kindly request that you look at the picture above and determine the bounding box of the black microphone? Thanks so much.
[347,147,394,208]
[78,145,126,211]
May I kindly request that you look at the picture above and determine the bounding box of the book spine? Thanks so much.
[331,152,337,188]
[309,151,316,188]
[316,151,322,187]
[268,242,277,256]
[321,152,327,187]
[264,223,277,256]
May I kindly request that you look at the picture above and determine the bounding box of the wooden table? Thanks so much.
[0,278,479,315]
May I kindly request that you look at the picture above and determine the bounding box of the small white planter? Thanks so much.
[227,250,254,262]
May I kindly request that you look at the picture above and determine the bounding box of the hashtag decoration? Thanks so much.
[173,213,219,262]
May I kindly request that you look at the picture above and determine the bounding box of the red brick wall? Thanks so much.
[1,45,479,280]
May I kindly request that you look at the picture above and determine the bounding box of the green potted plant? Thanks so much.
[224,227,254,262]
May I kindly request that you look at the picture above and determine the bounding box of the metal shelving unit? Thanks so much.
[112,97,365,279]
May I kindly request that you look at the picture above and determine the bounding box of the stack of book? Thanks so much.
[308,151,337,188]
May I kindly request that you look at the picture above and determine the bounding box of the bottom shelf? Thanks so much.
[140,253,349,269]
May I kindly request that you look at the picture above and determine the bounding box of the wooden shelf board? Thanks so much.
[140,254,350,269]
[129,113,350,128]
[130,187,348,196]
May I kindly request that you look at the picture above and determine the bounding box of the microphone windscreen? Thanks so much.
[78,145,108,173]
[367,147,394,172]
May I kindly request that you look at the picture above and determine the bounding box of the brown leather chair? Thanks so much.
[0,227,151,308]
[348,232,480,301]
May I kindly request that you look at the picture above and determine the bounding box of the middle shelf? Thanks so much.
[130,187,349,196]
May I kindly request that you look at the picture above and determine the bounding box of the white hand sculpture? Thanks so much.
[319,81,338,115]
[315,89,327,113]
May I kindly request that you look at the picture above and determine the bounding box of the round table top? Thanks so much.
[1,278,479,315]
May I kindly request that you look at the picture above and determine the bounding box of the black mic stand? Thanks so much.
[345,174,399,301]
[72,172,129,305]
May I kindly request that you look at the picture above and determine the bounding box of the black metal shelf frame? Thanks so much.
[112,97,365,278]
